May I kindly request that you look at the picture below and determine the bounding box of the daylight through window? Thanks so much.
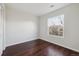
[48,15,64,36]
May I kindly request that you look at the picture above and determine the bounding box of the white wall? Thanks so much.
[0,4,5,55]
[40,4,79,52]
[5,5,39,47]
[0,5,3,56]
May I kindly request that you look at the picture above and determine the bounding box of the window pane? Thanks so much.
[48,15,64,36]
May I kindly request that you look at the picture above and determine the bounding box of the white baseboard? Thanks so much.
[0,51,2,56]
[6,36,38,47]
[40,37,79,53]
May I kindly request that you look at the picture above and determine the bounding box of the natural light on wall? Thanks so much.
[48,15,64,37]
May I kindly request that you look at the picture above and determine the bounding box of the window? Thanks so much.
[48,15,64,37]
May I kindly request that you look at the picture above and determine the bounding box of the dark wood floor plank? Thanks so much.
[2,39,79,56]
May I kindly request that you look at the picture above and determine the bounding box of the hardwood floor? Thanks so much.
[2,39,79,56]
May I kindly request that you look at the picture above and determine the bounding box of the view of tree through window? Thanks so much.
[48,15,64,36]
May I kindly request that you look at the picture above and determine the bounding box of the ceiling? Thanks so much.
[6,3,70,16]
